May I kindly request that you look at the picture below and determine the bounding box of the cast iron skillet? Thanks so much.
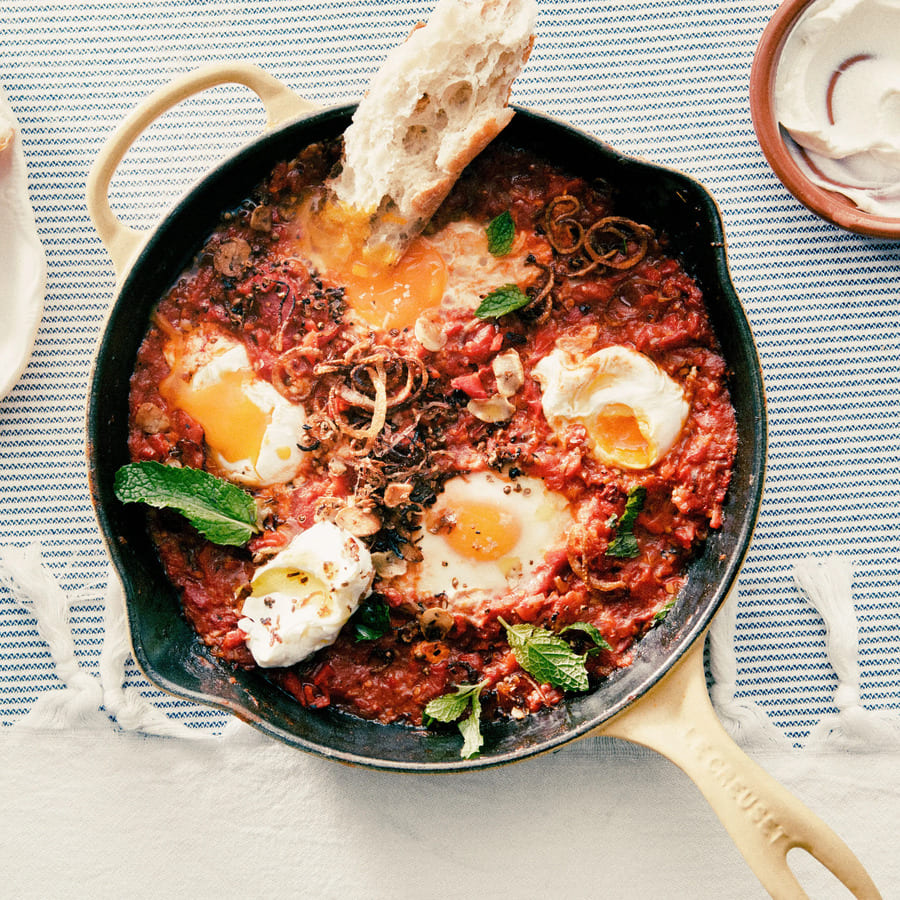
[86,64,879,898]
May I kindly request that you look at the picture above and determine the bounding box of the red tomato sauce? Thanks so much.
[127,137,737,727]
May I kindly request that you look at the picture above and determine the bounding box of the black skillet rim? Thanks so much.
[87,104,767,771]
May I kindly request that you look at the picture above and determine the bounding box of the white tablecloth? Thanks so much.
[2,1,899,897]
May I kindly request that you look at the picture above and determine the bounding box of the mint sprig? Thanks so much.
[475,284,531,319]
[653,597,676,624]
[499,618,589,692]
[351,595,391,642]
[561,621,613,653]
[606,486,647,558]
[114,460,259,547]
[424,681,487,759]
[485,210,515,256]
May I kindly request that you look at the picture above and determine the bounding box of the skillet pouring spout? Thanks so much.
[85,63,881,898]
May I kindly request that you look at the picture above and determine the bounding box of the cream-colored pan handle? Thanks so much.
[86,62,317,277]
[595,634,881,899]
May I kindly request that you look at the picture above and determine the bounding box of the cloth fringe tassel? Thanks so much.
[794,555,900,752]
[3,541,899,752]
[708,587,791,751]
[0,541,229,739]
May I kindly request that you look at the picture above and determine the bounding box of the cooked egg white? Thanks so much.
[287,207,539,332]
[389,470,574,603]
[533,344,689,470]
[159,326,309,487]
[238,521,375,668]
[425,219,537,314]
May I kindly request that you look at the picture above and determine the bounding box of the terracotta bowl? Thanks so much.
[749,0,900,239]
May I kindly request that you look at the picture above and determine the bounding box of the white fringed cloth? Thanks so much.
[0,543,234,739]
[5,543,897,752]
[1,544,898,899]
[710,555,900,754]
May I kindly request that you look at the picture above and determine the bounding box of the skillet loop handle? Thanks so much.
[596,636,882,900]
[86,62,317,277]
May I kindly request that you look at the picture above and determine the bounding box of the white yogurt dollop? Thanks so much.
[238,521,375,668]
[775,0,900,217]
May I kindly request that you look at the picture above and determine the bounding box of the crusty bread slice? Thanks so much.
[327,0,537,264]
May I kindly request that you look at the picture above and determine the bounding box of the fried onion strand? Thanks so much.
[544,194,653,275]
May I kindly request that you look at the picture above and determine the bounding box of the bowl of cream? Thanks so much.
[750,0,900,238]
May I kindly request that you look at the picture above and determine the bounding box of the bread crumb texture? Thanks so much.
[329,0,538,261]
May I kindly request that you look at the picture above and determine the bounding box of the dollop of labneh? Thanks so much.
[238,521,375,667]
[775,0,900,216]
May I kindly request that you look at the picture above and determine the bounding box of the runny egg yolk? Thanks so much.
[589,401,652,470]
[339,237,447,332]
[161,364,268,466]
[157,330,307,487]
[426,499,521,563]
[287,193,448,332]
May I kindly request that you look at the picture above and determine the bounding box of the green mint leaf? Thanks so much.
[561,622,612,653]
[606,532,638,558]
[114,461,258,547]
[458,693,484,759]
[475,284,531,319]
[424,682,482,724]
[351,595,391,642]
[499,618,589,692]
[424,682,487,759]
[606,486,647,559]
[653,597,676,623]
[485,210,515,256]
[617,485,646,529]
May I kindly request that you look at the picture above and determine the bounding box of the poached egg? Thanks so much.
[389,470,574,604]
[159,325,309,487]
[287,207,540,332]
[533,344,690,470]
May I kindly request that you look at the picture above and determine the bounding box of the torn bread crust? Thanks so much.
[328,0,538,264]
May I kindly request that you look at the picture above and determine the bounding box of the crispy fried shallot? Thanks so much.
[544,195,652,276]
[271,344,321,402]
[521,257,554,324]
[327,355,389,450]
[313,343,429,454]
[566,523,628,593]
[542,195,584,254]
[582,216,652,271]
